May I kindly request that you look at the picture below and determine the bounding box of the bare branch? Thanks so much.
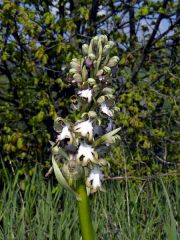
[131,0,169,83]
[104,172,180,181]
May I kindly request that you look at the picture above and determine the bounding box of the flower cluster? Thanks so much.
[51,35,120,194]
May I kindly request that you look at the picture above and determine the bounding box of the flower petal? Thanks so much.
[86,166,103,192]
[57,126,73,144]
[78,89,92,103]
[76,143,98,166]
[74,120,93,141]
[100,103,113,117]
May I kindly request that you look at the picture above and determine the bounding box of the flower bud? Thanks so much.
[107,41,115,47]
[71,58,79,62]
[70,61,81,71]
[73,73,82,82]
[100,35,108,44]
[103,45,111,55]
[92,36,99,45]
[87,78,96,86]
[87,111,97,118]
[82,44,89,55]
[107,56,119,67]
[97,96,105,104]
[69,68,77,75]
[103,66,111,74]
[96,69,104,76]
[88,53,96,60]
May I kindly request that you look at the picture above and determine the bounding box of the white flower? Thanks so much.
[76,143,98,166]
[57,126,73,144]
[78,89,92,103]
[74,120,93,141]
[86,166,104,193]
[100,103,113,117]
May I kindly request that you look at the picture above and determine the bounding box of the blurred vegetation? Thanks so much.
[0,0,180,177]
[0,165,179,239]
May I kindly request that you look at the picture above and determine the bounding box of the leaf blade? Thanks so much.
[52,155,81,200]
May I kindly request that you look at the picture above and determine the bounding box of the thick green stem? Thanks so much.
[76,180,96,240]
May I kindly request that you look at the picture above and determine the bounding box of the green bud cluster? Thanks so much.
[69,35,119,86]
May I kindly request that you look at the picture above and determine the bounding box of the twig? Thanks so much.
[131,0,170,83]
[168,71,180,80]
[155,155,180,166]
[104,172,180,181]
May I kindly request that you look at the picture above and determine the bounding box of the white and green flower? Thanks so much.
[57,126,73,144]
[100,103,113,117]
[74,120,93,141]
[76,143,98,166]
[86,166,103,192]
[78,89,92,103]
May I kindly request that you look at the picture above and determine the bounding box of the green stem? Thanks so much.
[76,180,96,240]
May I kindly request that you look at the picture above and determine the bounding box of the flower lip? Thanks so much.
[74,120,93,141]
[86,166,103,192]
[100,103,113,117]
[78,89,92,103]
[76,143,98,166]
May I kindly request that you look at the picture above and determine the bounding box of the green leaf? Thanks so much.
[93,127,121,147]
[52,155,81,200]
[160,178,178,240]
[36,111,44,122]
[17,138,24,150]
[141,6,150,16]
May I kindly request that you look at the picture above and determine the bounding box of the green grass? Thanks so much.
[0,166,179,240]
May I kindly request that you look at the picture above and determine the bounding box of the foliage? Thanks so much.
[0,0,180,176]
[0,165,179,239]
